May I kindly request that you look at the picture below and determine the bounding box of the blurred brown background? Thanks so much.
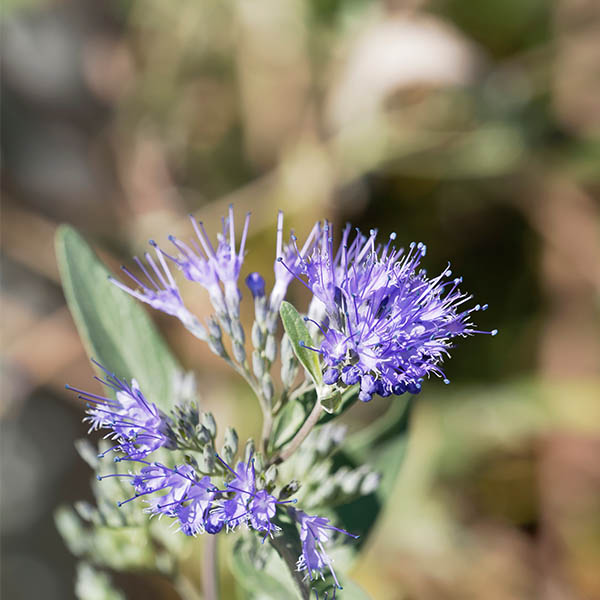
[1,0,599,598]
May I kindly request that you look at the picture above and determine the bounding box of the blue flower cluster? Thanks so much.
[293,509,358,588]
[286,223,497,402]
[110,208,494,404]
[68,207,495,594]
[66,360,168,460]
[105,455,294,540]
[69,366,356,586]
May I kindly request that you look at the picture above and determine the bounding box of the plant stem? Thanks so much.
[202,534,219,600]
[271,399,323,464]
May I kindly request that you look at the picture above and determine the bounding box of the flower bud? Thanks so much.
[207,317,222,339]
[251,321,265,349]
[199,444,215,473]
[223,426,239,455]
[264,335,277,363]
[261,374,274,404]
[232,341,246,364]
[279,480,300,500]
[245,272,266,298]
[252,351,266,379]
[264,464,278,487]
[232,319,245,344]
[243,439,255,463]
[200,412,217,438]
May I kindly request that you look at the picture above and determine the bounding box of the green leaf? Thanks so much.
[320,390,342,414]
[279,301,323,389]
[271,392,314,451]
[55,225,180,411]
[329,397,414,553]
[230,533,303,600]
[317,386,359,424]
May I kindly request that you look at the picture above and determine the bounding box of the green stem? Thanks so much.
[271,398,323,465]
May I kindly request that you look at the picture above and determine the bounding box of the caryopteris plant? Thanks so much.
[55,207,496,599]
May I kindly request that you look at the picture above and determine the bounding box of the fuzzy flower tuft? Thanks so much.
[155,205,250,318]
[100,454,295,539]
[66,361,168,459]
[287,223,497,402]
[110,242,207,339]
[293,509,358,589]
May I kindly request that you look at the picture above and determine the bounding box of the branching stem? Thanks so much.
[271,398,323,465]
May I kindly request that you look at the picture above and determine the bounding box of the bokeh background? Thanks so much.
[2,0,600,598]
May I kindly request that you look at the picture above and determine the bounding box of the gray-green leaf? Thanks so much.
[279,301,322,389]
[55,225,180,411]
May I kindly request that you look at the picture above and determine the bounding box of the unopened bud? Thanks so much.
[264,335,277,363]
[199,444,215,473]
[200,412,217,438]
[255,296,268,325]
[252,351,266,379]
[232,319,245,344]
[232,341,246,363]
[223,427,239,455]
[251,321,265,349]
[208,337,226,358]
[253,452,264,473]
[243,439,255,463]
[195,425,212,446]
[207,317,222,339]
[340,469,362,495]
[221,444,235,465]
[266,312,279,335]
[264,464,278,487]
[360,471,381,495]
[279,480,300,500]
[261,375,274,404]
[245,272,265,299]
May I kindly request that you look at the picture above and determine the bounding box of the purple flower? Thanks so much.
[100,454,295,538]
[270,211,321,312]
[211,454,294,537]
[293,510,358,588]
[288,223,497,402]
[175,475,215,535]
[158,206,250,318]
[66,362,168,459]
[109,243,206,339]
[102,460,217,534]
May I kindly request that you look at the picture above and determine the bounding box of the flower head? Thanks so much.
[67,362,168,459]
[212,453,294,538]
[293,510,358,588]
[288,223,497,402]
[102,460,218,536]
[157,206,251,319]
[110,243,206,339]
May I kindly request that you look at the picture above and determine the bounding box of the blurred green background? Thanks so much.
[1,0,599,598]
